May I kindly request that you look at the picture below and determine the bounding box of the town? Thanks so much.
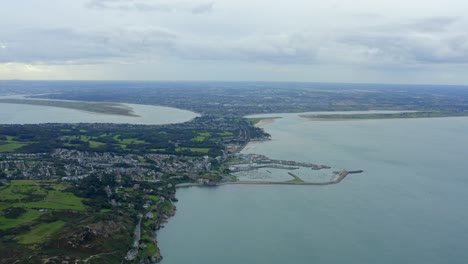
[0,115,272,263]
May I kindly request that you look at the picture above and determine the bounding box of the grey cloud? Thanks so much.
[0,25,318,65]
[86,0,214,14]
[190,2,214,14]
[375,17,460,33]
[2,16,468,67]
[85,0,132,11]
[404,17,459,32]
[175,34,318,64]
[0,27,179,64]
[133,3,175,12]
[336,17,468,64]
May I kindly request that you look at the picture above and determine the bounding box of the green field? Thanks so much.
[148,195,160,202]
[191,132,211,142]
[0,209,45,229]
[0,136,32,152]
[151,148,166,152]
[17,190,86,211]
[0,142,29,152]
[0,181,87,230]
[70,134,148,149]
[176,147,210,153]
[0,180,48,202]
[218,131,234,137]
[113,135,147,145]
[89,140,106,148]
[15,220,67,244]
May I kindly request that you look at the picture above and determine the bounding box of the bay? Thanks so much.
[158,113,468,264]
[0,101,198,125]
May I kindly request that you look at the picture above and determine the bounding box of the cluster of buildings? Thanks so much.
[0,153,54,179]
[1,149,214,182]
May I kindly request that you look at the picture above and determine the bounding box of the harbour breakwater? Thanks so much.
[227,170,350,186]
[228,154,332,172]
[176,170,363,188]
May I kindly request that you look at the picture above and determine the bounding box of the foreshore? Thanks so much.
[255,118,275,127]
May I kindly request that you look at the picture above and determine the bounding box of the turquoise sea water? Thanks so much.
[159,114,468,264]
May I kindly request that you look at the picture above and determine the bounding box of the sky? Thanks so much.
[1,0,468,84]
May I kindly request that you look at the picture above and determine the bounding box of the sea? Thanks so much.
[158,113,468,264]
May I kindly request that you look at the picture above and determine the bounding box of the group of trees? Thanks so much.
[0,123,230,156]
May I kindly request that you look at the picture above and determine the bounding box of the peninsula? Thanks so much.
[0,98,139,117]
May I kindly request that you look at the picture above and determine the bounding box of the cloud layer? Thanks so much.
[85,0,214,14]
[2,18,467,66]
[1,0,468,83]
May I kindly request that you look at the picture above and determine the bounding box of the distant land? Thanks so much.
[299,111,468,120]
[0,98,139,117]
[1,81,468,117]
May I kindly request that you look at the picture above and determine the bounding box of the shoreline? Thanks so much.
[0,100,201,125]
[255,118,276,127]
[246,117,282,127]
[0,99,141,118]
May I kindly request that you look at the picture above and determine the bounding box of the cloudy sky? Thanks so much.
[1,0,468,84]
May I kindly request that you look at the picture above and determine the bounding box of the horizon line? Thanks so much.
[1,79,468,87]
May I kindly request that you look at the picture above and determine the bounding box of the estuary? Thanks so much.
[159,113,468,264]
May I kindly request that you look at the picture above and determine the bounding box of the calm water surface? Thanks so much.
[0,102,198,124]
[159,113,468,264]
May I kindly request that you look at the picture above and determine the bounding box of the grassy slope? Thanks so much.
[0,136,32,152]
[15,220,67,244]
[0,181,87,230]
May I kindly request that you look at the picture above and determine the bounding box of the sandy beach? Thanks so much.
[255,118,278,127]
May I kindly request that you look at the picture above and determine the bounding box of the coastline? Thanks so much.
[246,116,282,127]
[0,99,141,117]
[255,118,276,127]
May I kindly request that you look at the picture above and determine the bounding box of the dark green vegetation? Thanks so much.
[0,177,177,263]
[0,180,86,230]
[300,111,468,120]
[0,98,139,117]
[0,115,267,157]
[0,136,30,153]
[0,115,269,263]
